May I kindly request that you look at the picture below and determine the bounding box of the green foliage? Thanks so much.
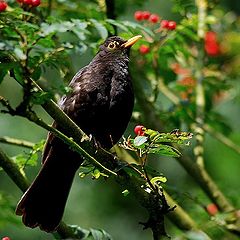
[122,128,192,158]
[68,225,113,240]
[78,164,109,179]
[11,140,45,170]
[0,192,20,228]
[1,0,240,239]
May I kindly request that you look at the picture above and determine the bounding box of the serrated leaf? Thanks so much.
[90,19,108,39]
[149,144,181,157]
[133,136,148,147]
[145,129,158,139]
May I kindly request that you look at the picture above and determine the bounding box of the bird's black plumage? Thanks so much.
[16,35,141,232]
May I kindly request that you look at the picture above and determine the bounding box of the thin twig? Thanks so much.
[0,136,34,149]
[194,0,207,168]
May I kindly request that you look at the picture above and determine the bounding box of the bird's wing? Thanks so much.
[41,67,88,164]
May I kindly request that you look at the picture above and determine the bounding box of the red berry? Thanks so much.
[23,0,32,5]
[204,31,220,56]
[206,203,218,216]
[168,21,177,30]
[17,0,24,2]
[134,11,143,21]
[134,125,145,136]
[149,14,159,23]
[31,0,41,6]
[2,237,11,240]
[0,1,7,12]
[142,11,151,20]
[160,20,169,29]
[139,45,150,54]
[205,31,217,43]
[204,42,220,56]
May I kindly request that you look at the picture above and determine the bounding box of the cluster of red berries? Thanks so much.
[134,11,177,55]
[204,31,220,56]
[134,10,177,30]
[17,0,41,7]
[160,19,177,30]
[0,1,8,12]
[134,125,145,136]
[134,11,159,23]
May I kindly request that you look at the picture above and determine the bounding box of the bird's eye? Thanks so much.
[107,41,117,49]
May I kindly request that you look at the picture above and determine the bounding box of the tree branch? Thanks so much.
[131,70,235,213]
[0,146,82,239]
[0,136,34,149]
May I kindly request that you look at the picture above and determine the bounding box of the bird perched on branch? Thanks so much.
[16,35,142,232]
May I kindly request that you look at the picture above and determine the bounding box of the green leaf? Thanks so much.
[133,136,148,147]
[31,91,53,105]
[13,48,27,60]
[0,70,7,84]
[12,153,37,168]
[79,172,86,178]
[32,140,45,152]
[106,19,129,32]
[145,129,159,139]
[186,230,211,240]
[90,228,113,240]
[90,19,108,39]
[122,189,130,197]
[146,129,193,145]
[177,26,199,41]
[13,67,24,84]
[150,176,167,185]
[92,169,101,179]
[149,144,181,157]
[122,20,155,37]
[68,225,90,239]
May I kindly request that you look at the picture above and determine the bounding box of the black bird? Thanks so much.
[16,35,142,232]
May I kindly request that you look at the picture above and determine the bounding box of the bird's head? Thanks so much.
[96,35,142,61]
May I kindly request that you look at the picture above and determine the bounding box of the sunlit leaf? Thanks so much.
[133,136,148,147]
[150,176,167,185]
[122,189,130,197]
[13,48,27,61]
[92,169,101,179]
[149,144,181,157]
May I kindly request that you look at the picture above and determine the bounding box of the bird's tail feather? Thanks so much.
[16,146,81,232]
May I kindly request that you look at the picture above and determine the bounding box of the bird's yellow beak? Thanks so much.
[121,35,142,48]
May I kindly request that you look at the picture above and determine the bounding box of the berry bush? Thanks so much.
[0,1,240,240]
